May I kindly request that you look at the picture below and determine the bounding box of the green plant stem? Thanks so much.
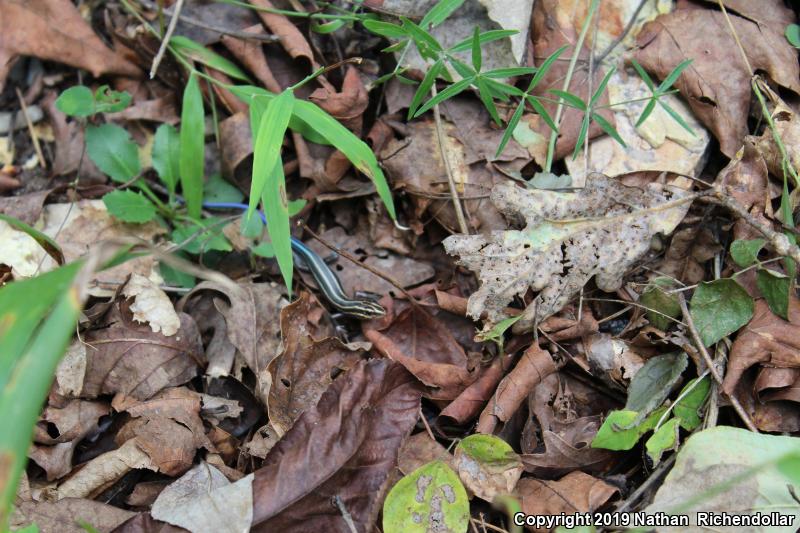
[752,79,800,189]
[214,0,361,21]
[544,0,600,172]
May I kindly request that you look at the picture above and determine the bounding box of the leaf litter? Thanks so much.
[3,0,800,531]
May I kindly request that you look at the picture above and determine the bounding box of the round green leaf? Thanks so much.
[730,238,766,268]
[102,190,156,223]
[673,376,711,431]
[85,124,141,183]
[690,279,754,346]
[756,268,791,321]
[55,86,94,117]
[786,23,800,48]
[645,417,680,465]
[383,460,469,533]
[640,277,681,331]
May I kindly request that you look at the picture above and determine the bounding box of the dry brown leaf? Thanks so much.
[477,343,559,434]
[249,0,314,65]
[454,439,523,503]
[439,354,511,425]
[250,359,421,531]
[309,66,368,133]
[267,294,367,436]
[397,432,455,475]
[0,0,140,91]
[82,304,203,401]
[723,297,800,397]
[518,472,619,532]
[634,1,800,158]
[106,95,179,125]
[11,498,136,533]
[33,400,109,445]
[444,175,692,331]
[365,304,476,400]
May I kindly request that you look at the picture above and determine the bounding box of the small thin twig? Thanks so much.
[150,0,185,78]
[594,0,648,66]
[677,293,759,432]
[715,0,753,76]
[432,86,469,234]
[137,0,279,42]
[419,406,436,442]
[14,88,46,169]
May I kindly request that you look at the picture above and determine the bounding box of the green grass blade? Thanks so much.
[481,77,523,98]
[0,262,83,529]
[527,95,557,132]
[415,77,474,117]
[0,213,64,265]
[631,59,655,91]
[657,58,692,94]
[496,100,526,158]
[450,30,518,52]
[482,67,537,79]
[170,36,250,82]
[476,77,501,125]
[420,0,466,28]
[471,27,482,72]
[152,124,181,196]
[658,99,696,136]
[362,19,408,39]
[401,17,443,57]
[261,160,293,295]
[572,111,590,160]
[409,59,444,120]
[291,100,396,219]
[179,72,206,219]
[249,90,294,219]
[635,98,657,127]
[549,89,587,111]
[590,66,616,107]
[528,45,568,92]
[592,112,626,147]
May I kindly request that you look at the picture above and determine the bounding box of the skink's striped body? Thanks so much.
[202,202,385,319]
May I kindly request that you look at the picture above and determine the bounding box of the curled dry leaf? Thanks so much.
[250,359,421,531]
[454,434,523,503]
[151,463,254,533]
[439,354,512,425]
[477,343,559,434]
[444,175,692,332]
[82,303,203,401]
[122,273,181,336]
[364,304,476,400]
[0,0,140,92]
[518,471,619,532]
[634,1,800,158]
[309,66,368,133]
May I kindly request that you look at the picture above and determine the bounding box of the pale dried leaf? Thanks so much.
[123,273,181,336]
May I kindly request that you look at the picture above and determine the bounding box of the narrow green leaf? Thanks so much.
[548,89,587,111]
[690,279,754,346]
[476,77,501,125]
[291,99,396,219]
[311,19,346,34]
[362,19,407,39]
[590,66,615,107]
[496,100,525,158]
[482,67,537,79]
[0,213,64,265]
[730,238,766,268]
[55,86,94,117]
[401,17,443,58]
[85,124,141,183]
[657,59,692,94]
[528,45,568,92]
[527,95,557,131]
[635,98,657,128]
[420,0,466,28]
[571,111,590,160]
[631,59,655,91]
[102,190,157,223]
[152,124,180,195]
[251,90,294,293]
[479,77,522,99]
[382,40,411,54]
[658,99,696,135]
[756,268,791,320]
[625,352,688,422]
[415,77,474,117]
[408,59,444,120]
[170,36,250,82]
[471,27,482,72]
[450,29,518,52]
[448,57,478,80]
[179,72,206,219]
[592,112,625,147]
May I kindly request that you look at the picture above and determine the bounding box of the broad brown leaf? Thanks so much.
[0,0,140,91]
[251,359,421,531]
[634,1,800,157]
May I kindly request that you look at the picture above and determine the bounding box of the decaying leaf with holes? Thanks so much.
[443,174,692,332]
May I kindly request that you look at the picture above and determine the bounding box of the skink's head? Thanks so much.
[341,299,387,319]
